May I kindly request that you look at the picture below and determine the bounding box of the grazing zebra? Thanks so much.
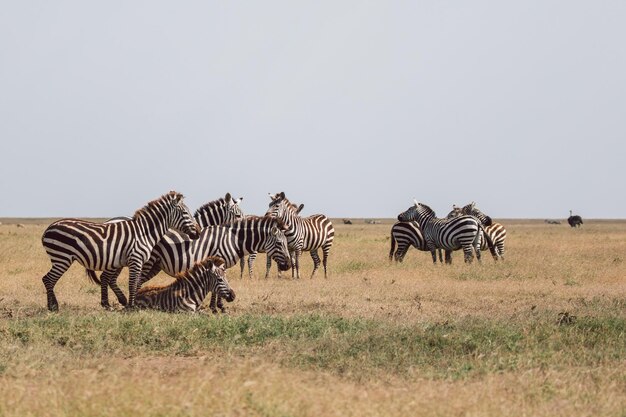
[40,191,200,311]
[447,203,506,261]
[397,201,495,264]
[93,193,244,309]
[240,203,305,279]
[135,256,235,313]
[264,192,334,278]
[388,221,443,263]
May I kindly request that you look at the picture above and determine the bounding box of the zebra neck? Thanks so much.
[232,220,269,255]
[134,210,171,245]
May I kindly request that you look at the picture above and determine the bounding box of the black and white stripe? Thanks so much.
[264,192,334,278]
[447,203,505,260]
[40,191,199,311]
[135,256,235,313]
[397,200,494,264]
[388,221,443,263]
[94,193,244,309]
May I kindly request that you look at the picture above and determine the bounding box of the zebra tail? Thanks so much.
[85,269,102,285]
[478,224,497,259]
[389,233,396,262]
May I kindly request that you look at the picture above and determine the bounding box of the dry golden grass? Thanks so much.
[0,219,625,417]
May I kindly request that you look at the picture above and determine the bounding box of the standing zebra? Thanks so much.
[135,256,235,313]
[134,215,291,310]
[388,221,443,263]
[265,192,334,278]
[40,191,200,311]
[397,200,495,264]
[93,193,244,309]
[447,203,506,261]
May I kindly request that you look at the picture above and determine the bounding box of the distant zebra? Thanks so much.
[397,201,495,264]
[388,221,443,263]
[447,203,506,261]
[94,193,244,309]
[135,215,291,311]
[265,192,334,278]
[135,256,235,313]
[40,191,199,311]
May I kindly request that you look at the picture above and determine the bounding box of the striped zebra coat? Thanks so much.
[93,193,244,309]
[40,191,200,310]
[265,192,334,278]
[137,215,290,312]
[135,256,235,313]
[397,201,495,264]
[447,203,506,260]
[388,221,443,263]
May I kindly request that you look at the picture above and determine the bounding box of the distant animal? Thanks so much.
[135,256,235,313]
[265,192,334,278]
[545,219,561,225]
[567,210,583,228]
[343,219,353,225]
[40,191,200,311]
[16,224,24,228]
[388,221,443,263]
[397,200,495,264]
[447,203,506,261]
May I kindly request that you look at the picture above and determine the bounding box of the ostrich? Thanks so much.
[567,210,583,228]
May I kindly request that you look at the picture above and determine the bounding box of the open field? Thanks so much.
[0,218,625,417]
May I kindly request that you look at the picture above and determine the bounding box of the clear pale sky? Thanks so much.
[1,2,624,219]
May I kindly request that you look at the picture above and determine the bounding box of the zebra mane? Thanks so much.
[137,256,225,295]
[133,191,183,218]
[193,197,230,218]
[271,194,301,213]
[417,202,436,217]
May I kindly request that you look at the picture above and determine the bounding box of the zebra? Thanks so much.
[135,215,291,311]
[93,193,244,309]
[397,200,495,264]
[388,221,443,263]
[239,203,304,279]
[40,191,200,311]
[135,256,235,313]
[264,192,334,278]
[446,203,506,261]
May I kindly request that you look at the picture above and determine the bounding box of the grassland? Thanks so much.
[0,219,625,417]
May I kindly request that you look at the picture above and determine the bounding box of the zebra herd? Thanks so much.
[391,201,507,265]
[40,191,334,312]
[39,192,505,314]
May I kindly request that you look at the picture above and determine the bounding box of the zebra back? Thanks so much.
[194,193,244,228]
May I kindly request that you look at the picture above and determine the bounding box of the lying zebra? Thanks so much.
[135,256,235,313]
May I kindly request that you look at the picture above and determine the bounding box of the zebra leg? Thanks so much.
[437,248,443,263]
[463,246,474,263]
[100,268,128,308]
[248,254,255,279]
[138,258,161,287]
[293,249,302,279]
[42,261,71,312]
[445,250,453,264]
[239,257,245,279]
[264,254,273,279]
[209,292,219,314]
[126,262,143,309]
[389,237,397,262]
[310,249,321,278]
[322,244,331,278]
[498,243,505,260]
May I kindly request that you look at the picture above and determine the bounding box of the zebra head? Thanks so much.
[165,191,201,238]
[266,192,301,225]
[446,205,463,219]
[397,200,436,223]
[202,256,236,303]
[194,193,245,228]
[460,202,492,226]
[265,218,291,272]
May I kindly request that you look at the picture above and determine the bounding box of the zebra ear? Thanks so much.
[413,199,419,206]
[271,225,279,236]
[236,197,243,204]
[279,192,285,199]
[296,204,304,214]
[225,193,232,203]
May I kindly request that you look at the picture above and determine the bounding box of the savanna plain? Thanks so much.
[0,219,625,417]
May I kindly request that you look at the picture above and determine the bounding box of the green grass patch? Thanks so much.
[1,312,624,380]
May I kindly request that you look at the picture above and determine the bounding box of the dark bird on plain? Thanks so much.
[567,210,583,228]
